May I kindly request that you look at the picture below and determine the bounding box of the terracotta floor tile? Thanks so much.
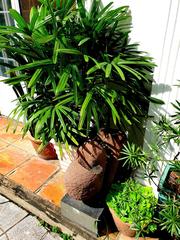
[0,145,31,175]
[0,127,24,143]
[0,116,23,130]
[38,171,66,206]
[0,139,9,149]
[0,116,10,129]
[9,157,59,192]
[13,137,37,155]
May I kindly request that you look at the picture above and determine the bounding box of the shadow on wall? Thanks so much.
[128,83,172,147]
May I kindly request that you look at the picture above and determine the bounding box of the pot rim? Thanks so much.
[28,134,43,144]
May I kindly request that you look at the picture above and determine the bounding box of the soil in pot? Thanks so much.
[167,171,180,194]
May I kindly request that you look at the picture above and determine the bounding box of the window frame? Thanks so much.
[0,0,20,79]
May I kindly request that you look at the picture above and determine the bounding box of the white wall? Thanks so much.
[102,0,180,194]
[101,0,179,112]
[0,78,17,116]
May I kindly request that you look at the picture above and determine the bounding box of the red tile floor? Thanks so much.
[0,116,66,206]
[0,116,120,239]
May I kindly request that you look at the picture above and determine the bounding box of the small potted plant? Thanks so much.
[106,179,157,238]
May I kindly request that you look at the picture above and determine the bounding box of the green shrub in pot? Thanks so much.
[106,179,157,238]
[0,0,162,150]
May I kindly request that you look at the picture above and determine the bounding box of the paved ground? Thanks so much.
[0,116,66,207]
[0,195,62,240]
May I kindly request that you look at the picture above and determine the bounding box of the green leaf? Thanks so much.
[55,108,67,132]
[84,55,89,62]
[87,62,106,75]
[67,132,79,146]
[92,104,99,130]
[9,9,28,29]
[35,108,51,135]
[97,2,113,19]
[105,63,112,78]
[79,91,93,129]
[0,75,28,85]
[28,107,50,123]
[149,97,165,104]
[77,0,87,19]
[87,65,99,75]
[56,70,69,95]
[53,38,60,64]
[60,107,77,126]
[29,6,39,31]
[127,100,137,114]
[120,110,132,125]
[37,35,54,44]
[50,108,55,130]
[106,97,120,125]
[28,68,42,88]
[78,37,90,46]
[0,36,8,43]
[120,65,141,80]
[112,63,125,81]
[57,48,81,55]
[6,59,53,73]
[35,15,53,28]
[0,26,24,34]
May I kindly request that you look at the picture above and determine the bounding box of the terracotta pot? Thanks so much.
[29,136,57,160]
[97,129,126,188]
[109,208,136,237]
[64,140,107,201]
[116,232,159,240]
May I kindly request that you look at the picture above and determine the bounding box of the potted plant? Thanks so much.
[154,98,180,198]
[156,197,180,240]
[0,0,162,165]
[106,179,157,239]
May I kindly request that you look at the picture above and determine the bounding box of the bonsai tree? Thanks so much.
[0,0,160,149]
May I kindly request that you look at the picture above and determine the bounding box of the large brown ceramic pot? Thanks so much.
[109,208,136,237]
[64,140,107,201]
[97,129,126,187]
[29,135,57,160]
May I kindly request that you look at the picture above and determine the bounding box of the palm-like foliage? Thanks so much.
[0,0,158,146]
[158,197,180,238]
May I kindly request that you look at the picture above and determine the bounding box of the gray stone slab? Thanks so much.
[42,232,62,240]
[0,202,27,232]
[61,194,104,236]
[5,215,47,240]
[0,195,9,204]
